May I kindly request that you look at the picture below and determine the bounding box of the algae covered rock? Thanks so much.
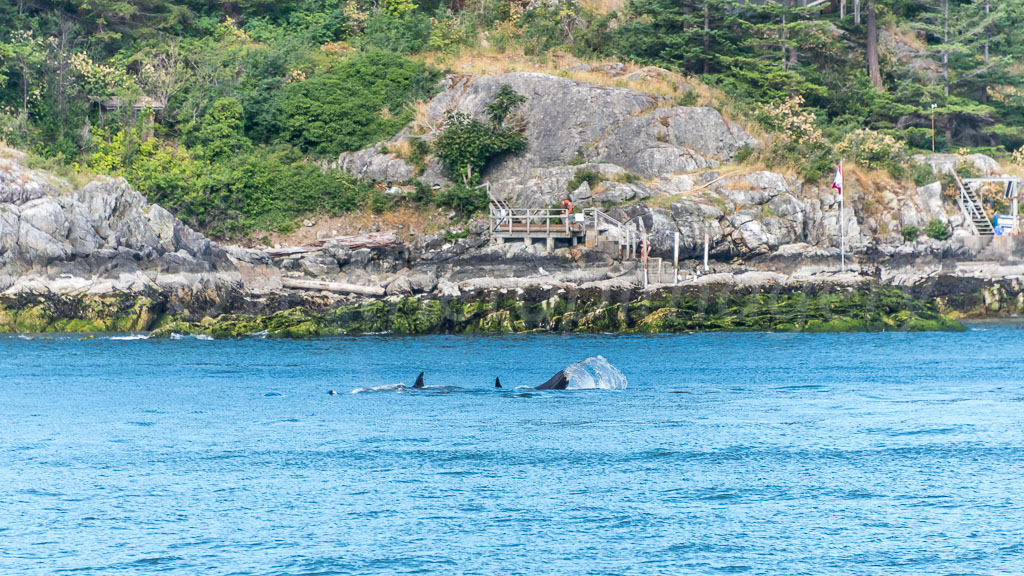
[139,283,963,338]
[0,291,165,333]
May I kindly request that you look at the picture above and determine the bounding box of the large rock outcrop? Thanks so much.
[0,149,237,295]
[337,72,758,206]
[331,70,975,261]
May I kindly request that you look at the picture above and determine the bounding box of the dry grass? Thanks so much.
[253,204,453,248]
[416,47,694,99]
[886,25,927,53]
[388,139,413,160]
[406,98,434,136]
[579,0,626,14]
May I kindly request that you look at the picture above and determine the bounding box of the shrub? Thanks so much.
[924,218,950,241]
[911,162,937,186]
[733,144,756,164]
[433,85,527,186]
[675,90,698,107]
[369,190,396,214]
[194,98,252,161]
[901,225,919,242]
[835,128,908,177]
[360,10,432,54]
[443,228,469,243]
[486,84,526,124]
[278,52,439,156]
[434,182,489,216]
[567,168,601,191]
[756,95,823,146]
[427,14,466,56]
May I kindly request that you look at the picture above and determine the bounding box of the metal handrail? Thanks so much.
[489,205,575,235]
[487,202,640,258]
[953,172,993,235]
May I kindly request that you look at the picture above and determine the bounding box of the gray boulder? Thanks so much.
[570,181,592,201]
[18,221,69,265]
[386,275,414,296]
[19,197,69,239]
[336,143,415,183]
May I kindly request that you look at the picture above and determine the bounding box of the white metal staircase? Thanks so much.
[953,173,994,236]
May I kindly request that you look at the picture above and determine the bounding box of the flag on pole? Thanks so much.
[834,161,845,272]
[832,161,843,197]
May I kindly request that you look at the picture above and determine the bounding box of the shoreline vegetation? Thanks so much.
[0,285,966,337]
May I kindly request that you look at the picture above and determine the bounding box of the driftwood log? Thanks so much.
[280,278,386,296]
[264,231,398,258]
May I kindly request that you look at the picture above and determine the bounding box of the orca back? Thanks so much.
[535,370,568,390]
[413,372,425,388]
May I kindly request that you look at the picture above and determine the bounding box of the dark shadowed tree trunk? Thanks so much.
[866,1,883,90]
[703,1,711,75]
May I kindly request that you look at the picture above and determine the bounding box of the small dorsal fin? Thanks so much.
[495,377,502,388]
[413,372,425,388]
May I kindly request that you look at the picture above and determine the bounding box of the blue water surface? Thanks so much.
[2,328,1024,575]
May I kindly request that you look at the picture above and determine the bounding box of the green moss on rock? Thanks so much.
[1,284,965,337]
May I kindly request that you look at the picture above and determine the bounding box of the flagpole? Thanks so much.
[840,161,845,273]
[840,193,845,273]
[831,161,846,273]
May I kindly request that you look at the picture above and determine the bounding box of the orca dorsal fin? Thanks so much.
[413,372,425,388]
[495,377,502,388]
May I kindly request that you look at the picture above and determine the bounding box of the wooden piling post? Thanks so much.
[673,231,679,275]
[703,222,709,273]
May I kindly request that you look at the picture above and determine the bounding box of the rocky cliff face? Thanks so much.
[338,72,757,207]
[335,70,989,261]
[0,149,237,296]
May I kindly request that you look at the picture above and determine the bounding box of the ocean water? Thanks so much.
[2,328,1024,575]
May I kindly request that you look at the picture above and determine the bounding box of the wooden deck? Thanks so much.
[488,201,637,257]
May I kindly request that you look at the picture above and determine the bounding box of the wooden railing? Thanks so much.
[488,201,639,258]
[489,206,575,236]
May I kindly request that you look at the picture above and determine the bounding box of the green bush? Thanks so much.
[278,52,439,156]
[612,172,641,184]
[486,84,527,124]
[676,90,699,107]
[924,218,950,241]
[910,162,938,186]
[835,128,909,178]
[901,225,919,242]
[360,10,432,54]
[194,98,252,161]
[567,168,602,191]
[434,182,489,216]
[443,229,469,243]
[733,144,756,164]
[408,137,431,174]
[433,85,527,185]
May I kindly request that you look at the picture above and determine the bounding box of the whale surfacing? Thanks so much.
[495,377,502,389]
[413,372,425,389]
[535,370,569,390]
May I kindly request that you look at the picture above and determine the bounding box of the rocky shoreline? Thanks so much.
[4,70,1024,336]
